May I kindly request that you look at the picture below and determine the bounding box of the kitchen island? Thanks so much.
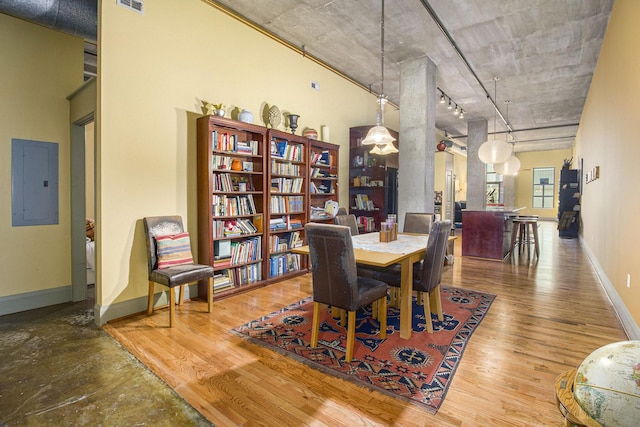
[461,208,523,260]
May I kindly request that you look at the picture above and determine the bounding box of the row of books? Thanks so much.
[269,215,303,231]
[310,150,331,165]
[214,173,254,192]
[270,177,304,193]
[270,159,301,176]
[212,194,257,217]
[268,231,302,252]
[269,253,301,278]
[213,270,235,292]
[353,194,376,210]
[213,218,259,238]
[213,236,262,267]
[310,180,334,194]
[310,167,331,178]
[356,216,376,232]
[234,262,262,286]
[212,131,259,155]
[270,196,304,214]
[270,139,305,162]
[212,155,254,171]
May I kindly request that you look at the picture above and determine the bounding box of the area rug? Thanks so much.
[231,286,495,414]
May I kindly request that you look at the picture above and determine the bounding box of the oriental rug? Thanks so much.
[232,286,495,414]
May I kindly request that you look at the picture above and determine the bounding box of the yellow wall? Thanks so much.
[0,14,83,298]
[514,149,572,218]
[96,0,398,319]
[575,0,640,329]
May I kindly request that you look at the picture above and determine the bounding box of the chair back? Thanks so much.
[143,216,184,275]
[336,207,348,216]
[305,223,359,310]
[403,212,434,234]
[415,220,452,293]
[334,214,359,236]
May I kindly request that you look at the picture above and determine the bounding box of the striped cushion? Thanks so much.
[155,232,194,269]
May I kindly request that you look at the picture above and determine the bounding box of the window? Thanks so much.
[486,164,503,204]
[532,167,555,208]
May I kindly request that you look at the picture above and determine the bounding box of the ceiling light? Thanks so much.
[459,109,464,119]
[439,93,445,103]
[478,78,512,164]
[360,0,397,155]
[453,104,459,115]
[447,99,453,110]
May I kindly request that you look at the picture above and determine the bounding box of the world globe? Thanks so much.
[573,340,640,426]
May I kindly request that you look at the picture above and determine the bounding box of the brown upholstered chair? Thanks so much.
[143,216,214,327]
[305,223,389,362]
[334,213,359,236]
[370,220,452,333]
[403,212,434,234]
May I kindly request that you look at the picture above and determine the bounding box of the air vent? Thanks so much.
[117,0,144,14]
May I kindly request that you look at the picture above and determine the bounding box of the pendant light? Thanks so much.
[359,0,398,154]
[478,78,512,164]
[494,100,521,175]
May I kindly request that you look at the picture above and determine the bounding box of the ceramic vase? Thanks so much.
[239,109,253,123]
[288,114,300,134]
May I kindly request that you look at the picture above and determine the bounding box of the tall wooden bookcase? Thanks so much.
[266,129,308,280]
[197,115,339,299]
[308,139,339,222]
[348,125,399,233]
[197,116,267,298]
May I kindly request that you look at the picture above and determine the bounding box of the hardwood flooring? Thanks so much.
[104,222,627,426]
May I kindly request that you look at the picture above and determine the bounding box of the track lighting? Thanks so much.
[440,93,445,103]
[453,104,459,115]
[438,88,465,121]
[459,109,464,119]
[447,99,452,110]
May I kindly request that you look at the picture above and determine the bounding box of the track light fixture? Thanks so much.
[438,88,465,121]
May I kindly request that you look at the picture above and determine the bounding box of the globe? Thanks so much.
[573,340,640,426]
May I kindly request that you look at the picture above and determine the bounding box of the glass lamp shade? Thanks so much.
[360,125,396,146]
[370,142,398,155]
[478,139,513,164]
[493,155,521,176]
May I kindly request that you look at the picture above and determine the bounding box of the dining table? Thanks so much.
[293,231,429,340]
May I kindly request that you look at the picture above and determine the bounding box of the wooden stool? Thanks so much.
[509,217,539,261]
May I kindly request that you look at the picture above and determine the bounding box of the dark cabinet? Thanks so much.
[558,169,580,238]
[348,126,398,233]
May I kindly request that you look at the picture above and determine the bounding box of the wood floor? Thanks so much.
[104,222,627,426]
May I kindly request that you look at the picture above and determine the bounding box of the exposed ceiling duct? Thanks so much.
[0,0,97,41]
[0,0,97,79]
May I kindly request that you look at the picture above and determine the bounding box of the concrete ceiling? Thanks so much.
[212,0,614,153]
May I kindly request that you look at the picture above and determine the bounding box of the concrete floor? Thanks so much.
[0,287,212,426]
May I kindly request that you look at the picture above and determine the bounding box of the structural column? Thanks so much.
[466,119,488,210]
[398,56,436,227]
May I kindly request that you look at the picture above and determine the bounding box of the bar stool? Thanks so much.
[509,216,539,261]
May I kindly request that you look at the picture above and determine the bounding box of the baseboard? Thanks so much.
[0,285,72,316]
[580,237,640,340]
[95,283,199,326]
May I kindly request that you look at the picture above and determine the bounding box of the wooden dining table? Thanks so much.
[293,232,429,340]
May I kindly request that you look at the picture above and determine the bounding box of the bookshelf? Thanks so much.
[197,115,267,298]
[266,129,309,280]
[349,125,399,233]
[197,116,340,299]
[308,139,339,222]
[558,169,580,238]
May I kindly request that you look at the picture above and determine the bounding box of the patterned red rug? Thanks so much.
[232,286,495,414]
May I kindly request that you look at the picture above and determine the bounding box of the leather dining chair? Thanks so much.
[403,212,434,234]
[334,213,359,236]
[369,220,452,333]
[305,223,389,362]
[143,216,214,327]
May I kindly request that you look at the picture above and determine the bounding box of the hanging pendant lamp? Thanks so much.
[493,100,521,175]
[478,78,512,164]
[360,0,398,155]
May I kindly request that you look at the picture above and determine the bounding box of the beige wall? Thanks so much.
[575,0,640,331]
[514,149,572,218]
[96,0,398,320]
[0,14,83,299]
